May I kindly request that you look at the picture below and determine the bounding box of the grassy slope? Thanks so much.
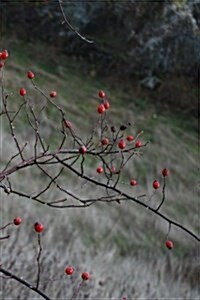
[0,40,199,298]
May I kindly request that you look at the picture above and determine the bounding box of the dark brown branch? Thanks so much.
[36,234,42,289]
[23,98,47,154]
[0,267,51,300]
[0,141,198,240]
[1,143,28,173]
[34,166,64,198]
[1,93,25,161]
[54,155,200,242]
[0,145,148,182]
[0,222,12,230]
[0,183,11,194]
[0,235,10,240]
[11,102,25,122]
[35,165,82,203]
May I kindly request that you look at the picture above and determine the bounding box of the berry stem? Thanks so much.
[156,176,166,211]
[166,222,172,240]
[36,234,42,289]
[146,190,156,209]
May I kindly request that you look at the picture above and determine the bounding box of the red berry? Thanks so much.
[101,138,109,146]
[118,139,126,149]
[64,120,72,129]
[98,104,105,114]
[110,166,116,174]
[165,240,173,250]
[135,140,142,148]
[98,90,106,98]
[20,88,26,96]
[1,50,8,60]
[96,166,103,174]
[103,101,110,110]
[162,168,169,177]
[27,71,35,79]
[153,180,160,189]
[34,222,44,233]
[130,179,137,186]
[65,266,74,275]
[127,135,134,142]
[81,272,90,281]
[50,91,57,98]
[13,217,22,226]
[79,146,87,155]
[0,61,4,68]
[0,52,2,59]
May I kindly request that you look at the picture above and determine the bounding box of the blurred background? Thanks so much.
[0,0,199,299]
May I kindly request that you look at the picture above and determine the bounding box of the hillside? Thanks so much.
[0,40,199,299]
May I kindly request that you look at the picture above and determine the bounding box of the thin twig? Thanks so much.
[57,0,94,44]
[156,176,166,211]
[36,234,42,289]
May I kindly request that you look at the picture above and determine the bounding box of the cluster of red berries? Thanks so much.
[118,139,142,150]
[129,168,169,193]
[19,71,35,96]
[152,168,169,190]
[12,218,44,234]
[97,90,110,114]
[65,267,91,281]
[19,70,57,99]
[0,50,9,68]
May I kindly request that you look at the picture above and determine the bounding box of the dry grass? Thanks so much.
[0,46,199,299]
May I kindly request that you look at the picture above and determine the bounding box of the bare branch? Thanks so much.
[0,235,10,240]
[54,155,200,242]
[57,0,94,44]
[0,267,51,300]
